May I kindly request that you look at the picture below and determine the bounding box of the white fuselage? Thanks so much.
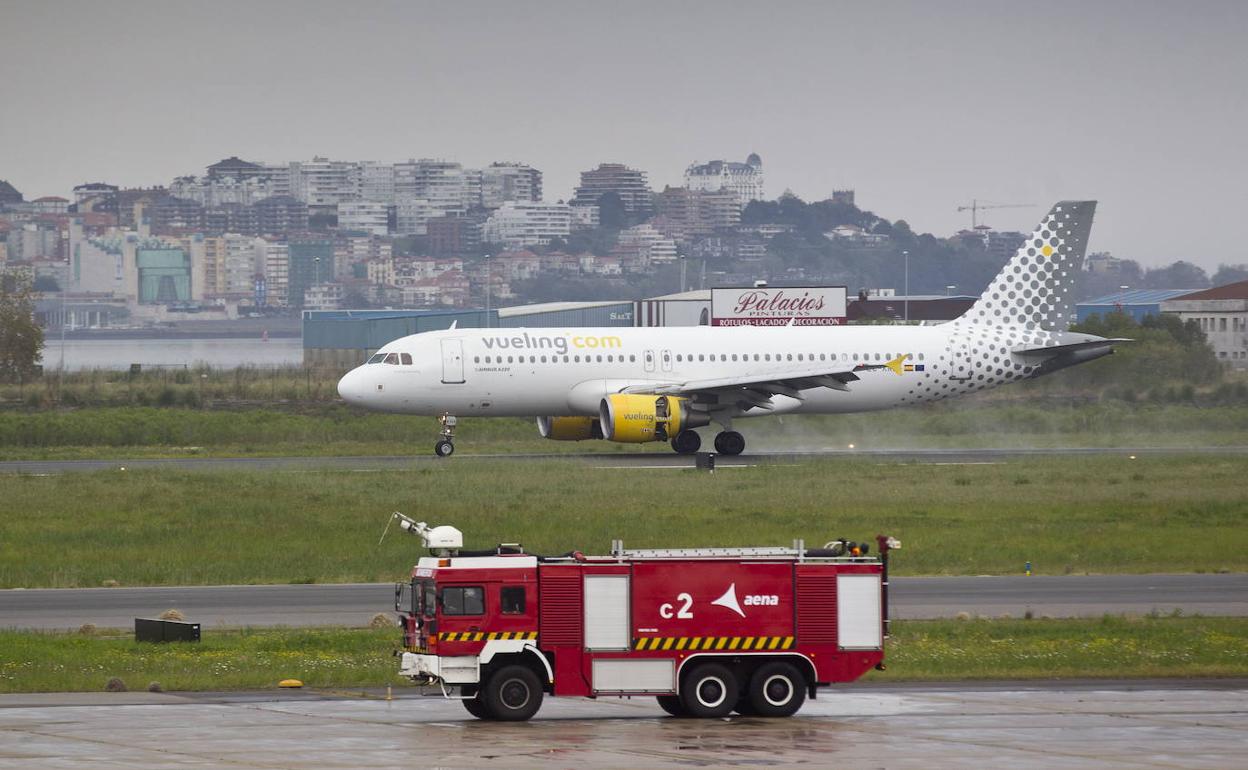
[336,321,1045,420]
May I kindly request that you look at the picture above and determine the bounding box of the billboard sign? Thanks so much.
[711,286,847,326]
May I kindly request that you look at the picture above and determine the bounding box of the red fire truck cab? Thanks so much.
[391,515,899,721]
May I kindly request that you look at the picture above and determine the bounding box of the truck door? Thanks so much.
[441,339,465,384]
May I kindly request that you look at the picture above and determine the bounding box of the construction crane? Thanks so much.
[957,199,1035,229]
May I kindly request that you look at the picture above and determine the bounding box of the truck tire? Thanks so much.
[747,662,806,717]
[462,695,493,720]
[481,665,543,721]
[656,695,687,717]
[680,663,738,718]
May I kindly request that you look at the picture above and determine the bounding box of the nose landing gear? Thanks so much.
[435,414,457,457]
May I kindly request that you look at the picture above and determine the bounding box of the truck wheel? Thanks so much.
[481,665,543,721]
[462,695,493,720]
[656,695,688,717]
[680,663,738,718]
[747,662,806,717]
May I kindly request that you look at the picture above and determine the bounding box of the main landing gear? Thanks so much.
[670,429,746,456]
[714,430,746,456]
[434,413,457,457]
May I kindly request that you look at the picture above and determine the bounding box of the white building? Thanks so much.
[482,201,572,248]
[337,201,390,236]
[169,175,274,207]
[394,159,477,211]
[684,153,764,208]
[570,203,600,231]
[395,198,440,235]
[1161,280,1248,369]
[481,163,542,208]
[263,243,290,307]
[616,223,678,265]
[291,157,359,209]
[359,162,395,203]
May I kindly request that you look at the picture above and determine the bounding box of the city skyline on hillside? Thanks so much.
[2,0,1246,269]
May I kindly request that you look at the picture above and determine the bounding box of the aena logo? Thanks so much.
[711,583,779,618]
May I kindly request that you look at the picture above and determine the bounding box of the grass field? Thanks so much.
[1,454,1245,588]
[1,401,1247,461]
[2,616,1243,694]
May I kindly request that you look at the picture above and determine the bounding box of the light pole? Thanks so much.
[679,253,687,294]
[59,260,67,392]
[484,253,491,328]
[902,250,910,323]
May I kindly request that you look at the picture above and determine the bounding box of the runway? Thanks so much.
[2,445,1246,475]
[1,680,1244,769]
[4,574,1244,630]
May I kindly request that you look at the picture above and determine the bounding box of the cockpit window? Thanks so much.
[384,353,399,365]
[400,353,412,365]
[368,353,385,364]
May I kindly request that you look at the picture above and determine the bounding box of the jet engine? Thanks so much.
[536,415,603,441]
[598,394,710,443]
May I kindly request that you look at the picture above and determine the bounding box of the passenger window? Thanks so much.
[574,355,580,363]
[698,354,705,362]
[401,353,412,365]
[507,356,514,363]
[787,354,793,361]
[754,354,760,361]
[474,356,480,364]
[765,354,771,361]
[540,355,547,363]
[797,354,804,361]
[500,586,526,614]
[676,354,683,362]
[629,355,636,363]
[441,586,484,616]
[384,353,399,364]
[529,356,536,363]
[596,355,603,362]
[731,354,738,361]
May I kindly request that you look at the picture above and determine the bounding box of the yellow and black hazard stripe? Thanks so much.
[439,630,538,642]
[633,636,794,652]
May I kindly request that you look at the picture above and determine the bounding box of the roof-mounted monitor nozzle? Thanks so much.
[387,512,463,555]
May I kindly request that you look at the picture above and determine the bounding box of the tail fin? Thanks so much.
[961,200,1096,331]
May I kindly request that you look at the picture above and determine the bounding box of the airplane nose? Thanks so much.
[338,367,367,405]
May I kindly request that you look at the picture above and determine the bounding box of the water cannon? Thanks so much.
[388,512,463,555]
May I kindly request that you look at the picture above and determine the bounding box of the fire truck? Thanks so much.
[390,514,899,721]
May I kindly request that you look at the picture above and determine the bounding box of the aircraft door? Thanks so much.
[660,349,673,372]
[643,349,656,373]
[440,339,465,384]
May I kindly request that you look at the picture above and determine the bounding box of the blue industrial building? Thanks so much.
[1076,289,1193,324]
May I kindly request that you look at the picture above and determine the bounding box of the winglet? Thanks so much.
[885,354,906,376]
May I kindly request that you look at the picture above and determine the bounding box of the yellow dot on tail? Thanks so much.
[1042,245,1053,257]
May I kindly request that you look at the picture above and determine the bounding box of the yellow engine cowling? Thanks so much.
[536,415,603,441]
[598,394,710,443]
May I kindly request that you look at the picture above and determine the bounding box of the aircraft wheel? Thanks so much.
[434,440,455,458]
[713,430,745,456]
[671,429,702,454]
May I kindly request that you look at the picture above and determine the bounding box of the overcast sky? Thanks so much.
[2,0,1245,269]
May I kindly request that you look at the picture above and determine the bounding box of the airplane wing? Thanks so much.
[621,355,908,411]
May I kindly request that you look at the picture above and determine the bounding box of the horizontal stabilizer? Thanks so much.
[1012,338,1131,362]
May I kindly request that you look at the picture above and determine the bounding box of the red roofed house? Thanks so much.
[1162,280,1248,369]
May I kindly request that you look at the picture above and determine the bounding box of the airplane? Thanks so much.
[338,201,1126,457]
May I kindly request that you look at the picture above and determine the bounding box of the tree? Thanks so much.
[33,275,60,293]
[1211,263,1248,287]
[1142,260,1209,290]
[597,192,628,230]
[0,271,44,380]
